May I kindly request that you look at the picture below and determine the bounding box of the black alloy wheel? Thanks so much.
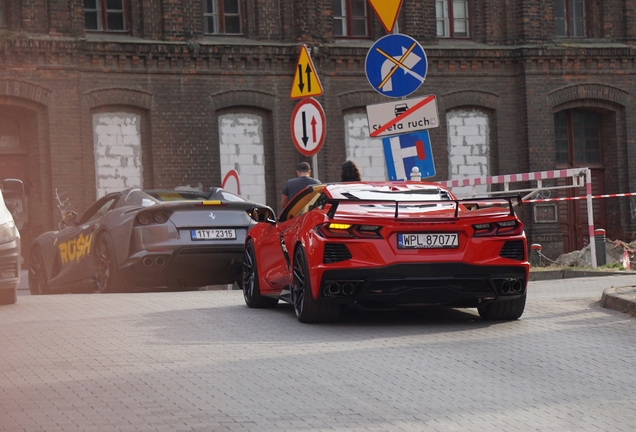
[28,248,49,295]
[94,234,126,293]
[291,245,339,323]
[242,240,278,308]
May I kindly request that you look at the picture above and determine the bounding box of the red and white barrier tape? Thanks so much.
[528,192,636,203]
[440,168,585,188]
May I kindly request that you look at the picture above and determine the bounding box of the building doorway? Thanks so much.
[554,109,605,252]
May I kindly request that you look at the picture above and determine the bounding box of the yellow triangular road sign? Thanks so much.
[368,0,403,33]
[290,45,323,99]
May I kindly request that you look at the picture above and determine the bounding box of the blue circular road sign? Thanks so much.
[365,34,428,98]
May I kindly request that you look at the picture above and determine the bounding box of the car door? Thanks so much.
[48,194,120,288]
[254,186,325,295]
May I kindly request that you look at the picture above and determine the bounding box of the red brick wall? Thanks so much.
[2,0,636,254]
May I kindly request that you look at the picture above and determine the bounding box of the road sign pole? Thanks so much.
[312,154,318,181]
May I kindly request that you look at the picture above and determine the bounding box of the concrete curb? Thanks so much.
[601,286,636,317]
[529,269,636,281]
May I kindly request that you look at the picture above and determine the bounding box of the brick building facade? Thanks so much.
[1,0,636,260]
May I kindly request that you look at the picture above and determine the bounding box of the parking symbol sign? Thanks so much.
[382,131,436,181]
[365,34,428,98]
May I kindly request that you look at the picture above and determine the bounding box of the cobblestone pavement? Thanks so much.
[2,275,636,432]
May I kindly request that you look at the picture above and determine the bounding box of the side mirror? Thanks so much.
[63,211,78,226]
[1,179,24,200]
[250,207,276,223]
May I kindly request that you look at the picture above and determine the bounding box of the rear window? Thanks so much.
[341,187,451,202]
[118,189,159,207]
[148,191,209,201]
[208,189,247,202]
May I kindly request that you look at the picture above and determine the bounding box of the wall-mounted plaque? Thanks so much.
[534,204,558,223]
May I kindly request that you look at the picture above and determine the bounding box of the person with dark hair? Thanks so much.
[280,162,321,209]
[340,160,362,182]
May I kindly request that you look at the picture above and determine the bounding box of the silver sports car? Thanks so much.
[28,188,274,294]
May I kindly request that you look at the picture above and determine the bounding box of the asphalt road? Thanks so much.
[2,274,636,431]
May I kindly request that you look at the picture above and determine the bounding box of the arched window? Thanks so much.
[93,112,142,198]
[446,109,490,196]
[218,113,266,204]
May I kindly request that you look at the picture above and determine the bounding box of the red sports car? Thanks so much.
[242,182,529,323]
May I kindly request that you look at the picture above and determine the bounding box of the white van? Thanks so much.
[0,179,22,305]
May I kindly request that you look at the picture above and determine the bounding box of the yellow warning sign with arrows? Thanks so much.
[368,0,403,33]
[290,45,323,99]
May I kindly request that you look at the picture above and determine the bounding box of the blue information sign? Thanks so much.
[382,131,435,181]
[365,34,428,98]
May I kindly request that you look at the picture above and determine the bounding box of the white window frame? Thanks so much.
[333,0,369,38]
[555,0,586,37]
[204,0,242,35]
[84,0,128,32]
[436,0,470,38]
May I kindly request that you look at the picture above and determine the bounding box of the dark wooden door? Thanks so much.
[554,109,605,252]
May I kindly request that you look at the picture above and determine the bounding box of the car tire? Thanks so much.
[28,248,50,295]
[94,233,128,293]
[242,239,278,308]
[291,245,340,323]
[0,288,17,305]
[478,293,526,320]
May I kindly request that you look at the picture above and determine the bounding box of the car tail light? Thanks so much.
[496,220,522,235]
[137,213,153,225]
[353,225,383,239]
[472,220,523,237]
[316,223,383,239]
[153,211,169,223]
[136,211,172,226]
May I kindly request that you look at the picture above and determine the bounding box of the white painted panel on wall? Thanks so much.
[93,112,142,199]
[342,114,388,181]
[447,110,490,197]
[344,114,387,181]
[219,114,266,205]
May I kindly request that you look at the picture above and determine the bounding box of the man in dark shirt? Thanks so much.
[281,162,321,209]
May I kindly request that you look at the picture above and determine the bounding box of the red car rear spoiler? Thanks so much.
[325,194,523,219]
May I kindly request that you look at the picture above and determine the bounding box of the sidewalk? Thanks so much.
[531,268,636,317]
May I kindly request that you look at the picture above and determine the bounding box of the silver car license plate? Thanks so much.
[190,229,236,240]
[398,233,458,249]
